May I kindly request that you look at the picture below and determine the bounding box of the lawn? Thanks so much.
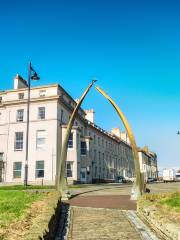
[0,190,43,229]
[0,185,55,190]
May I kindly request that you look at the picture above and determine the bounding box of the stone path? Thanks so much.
[67,207,159,240]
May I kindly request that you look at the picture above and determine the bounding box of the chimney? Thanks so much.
[111,128,121,138]
[111,128,130,144]
[120,131,130,144]
[85,109,95,123]
[14,74,28,89]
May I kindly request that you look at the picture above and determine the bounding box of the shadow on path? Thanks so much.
[69,184,132,199]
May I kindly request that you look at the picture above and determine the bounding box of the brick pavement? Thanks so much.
[67,195,136,210]
[67,207,142,240]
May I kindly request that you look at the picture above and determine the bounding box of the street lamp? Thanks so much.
[24,62,40,187]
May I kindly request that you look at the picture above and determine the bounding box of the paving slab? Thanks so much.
[68,207,142,240]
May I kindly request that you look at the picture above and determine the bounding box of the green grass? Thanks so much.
[68,184,90,188]
[141,191,180,212]
[160,195,180,211]
[0,190,43,228]
[0,185,55,190]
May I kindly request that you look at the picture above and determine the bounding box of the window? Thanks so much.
[95,166,97,177]
[0,153,4,172]
[68,133,73,148]
[60,109,64,123]
[39,90,46,97]
[94,150,96,161]
[66,162,73,177]
[102,139,104,147]
[99,152,101,161]
[81,127,84,136]
[0,97,2,103]
[81,141,87,155]
[13,162,22,178]
[0,153,3,161]
[36,130,46,149]
[35,160,44,178]
[16,109,24,122]
[94,134,96,144]
[18,93,24,99]
[38,107,45,120]
[14,132,23,151]
[98,137,100,145]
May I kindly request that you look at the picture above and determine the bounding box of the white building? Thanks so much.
[0,75,157,185]
[138,147,158,181]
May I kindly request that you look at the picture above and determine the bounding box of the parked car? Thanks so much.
[147,177,154,183]
[147,177,157,183]
[125,177,135,183]
[115,176,127,183]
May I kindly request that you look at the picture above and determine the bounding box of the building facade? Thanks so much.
[138,147,158,181]
[0,75,157,185]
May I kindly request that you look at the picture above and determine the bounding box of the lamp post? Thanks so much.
[24,62,40,187]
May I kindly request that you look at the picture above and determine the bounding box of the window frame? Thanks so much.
[35,160,44,178]
[68,133,73,149]
[66,161,73,177]
[80,141,87,155]
[16,109,24,122]
[14,132,23,151]
[13,162,22,178]
[18,93,24,100]
[36,130,46,149]
[38,107,45,120]
[39,90,46,97]
[0,152,4,161]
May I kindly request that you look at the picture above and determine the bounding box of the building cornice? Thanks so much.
[0,84,59,94]
[0,96,59,108]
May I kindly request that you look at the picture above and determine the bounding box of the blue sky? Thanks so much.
[0,0,180,168]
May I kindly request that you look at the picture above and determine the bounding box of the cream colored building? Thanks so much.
[138,147,158,181]
[0,75,157,185]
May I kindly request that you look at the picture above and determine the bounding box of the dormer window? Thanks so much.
[39,90,46,97]
[18,93,24,100]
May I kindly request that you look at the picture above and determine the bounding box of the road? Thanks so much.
[69,182,180,196]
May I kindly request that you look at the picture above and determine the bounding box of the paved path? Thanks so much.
[67,207,159,240]
[56,183,180,239]
[67,195,136,210]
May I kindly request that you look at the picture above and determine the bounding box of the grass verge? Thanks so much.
[0,185,55,190]
[138,191,180,222]
[0,190,43,238]
[160,192,180,211]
